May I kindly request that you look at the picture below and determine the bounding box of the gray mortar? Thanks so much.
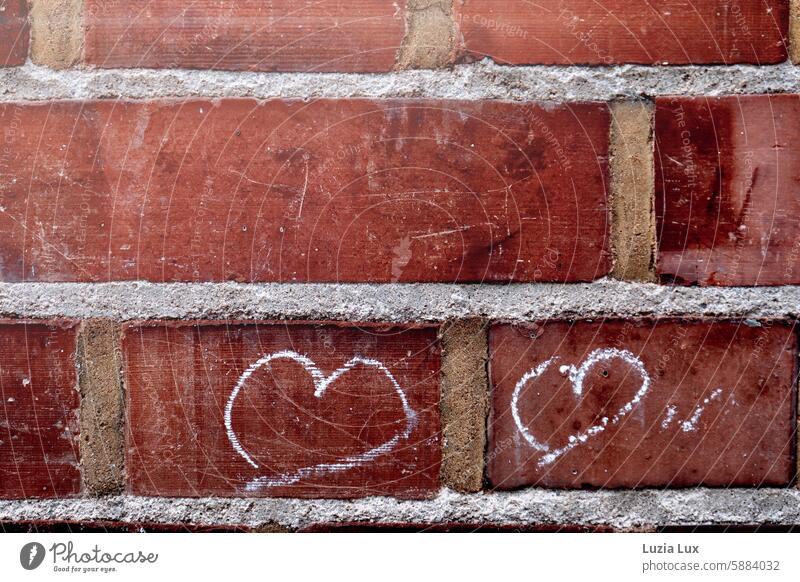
[1,489,800,529]
[1,280,799,322]
[2,61,800,102]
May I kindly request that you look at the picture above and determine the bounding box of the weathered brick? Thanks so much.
[0,99,610,283]
[123,322,441,498]
[655,95,800,286]
[0,321,81,498]
[84,0,405,72]
[488,320,797,489]
[455,0,788,65]
[0,0,29,66]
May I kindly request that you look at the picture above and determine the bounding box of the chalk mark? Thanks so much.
[512,348,651,467]
[681,388,723,433]
[225,350,417,491]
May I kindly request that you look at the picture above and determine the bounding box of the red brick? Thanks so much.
[84,0,405,72]
[0,99,610,283]
[0,0,28,66]
[0,321,80,499]
[455,0,788,65]
[123,322,441,498]
[488,320,797,489]
[655,95,800,286]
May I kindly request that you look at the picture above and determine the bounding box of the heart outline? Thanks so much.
[225,350,417,491]
[511,348,651,466]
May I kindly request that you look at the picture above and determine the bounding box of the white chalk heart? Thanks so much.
[511,348,651,466]
[225,350,417,492]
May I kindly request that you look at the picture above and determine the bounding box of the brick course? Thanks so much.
[123,322,441,498]
[488,320,797,489]
[0,0,28,66]
[0,99,610,284]
[0,322,81,499]
[655,95,800,286]
[84,0,407,72]
[455,0,789,65]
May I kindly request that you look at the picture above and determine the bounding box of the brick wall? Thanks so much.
[1,0,800,532]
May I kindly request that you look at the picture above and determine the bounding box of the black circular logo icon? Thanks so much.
[20,542,46,570]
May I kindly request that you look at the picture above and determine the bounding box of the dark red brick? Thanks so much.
[488,320,797,489]
[655,95,800,286]
[455,0,788,65]
[0,321,80,499]
[84,0,404,72]
[0,0,28,66]
[123,322,441,498]
[0,99,610,283]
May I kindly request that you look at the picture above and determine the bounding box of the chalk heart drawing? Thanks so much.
[225,350,417,492]
[511,348,651,467]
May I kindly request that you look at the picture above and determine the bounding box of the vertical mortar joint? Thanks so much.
[29,0,84,69]
[77,319,125,496]
[396,0,456,69]
[439,318,489,493]
[609,99,657,283]
[790,0,800,64]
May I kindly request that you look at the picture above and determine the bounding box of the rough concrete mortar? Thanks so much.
[1,489,800,529]
[397,0,455,69]
[77,320,125,496]
[792,0,800,65]
[29,0,83,69]
[439,319,489,492]
[3,62,800,102]
[610,101,656,282]
[2,281,800,322]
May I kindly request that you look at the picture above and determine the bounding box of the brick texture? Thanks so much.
[0,322,81,499]
[655,95,800,286]
[0,99,610,284]
[488,320,797,489]
[455,0,788,65]
[0,0,29,66]
[123,322,441,498]
[84,0,405,72]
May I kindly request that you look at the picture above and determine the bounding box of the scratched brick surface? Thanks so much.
[123,322,441,498]
[655,95,800,286]
[84,0,404,72]
[0,322,80,499]
[455,0,788,65]
[488,320,797,489]
[0,0,28,66]
[0,99,610,283]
